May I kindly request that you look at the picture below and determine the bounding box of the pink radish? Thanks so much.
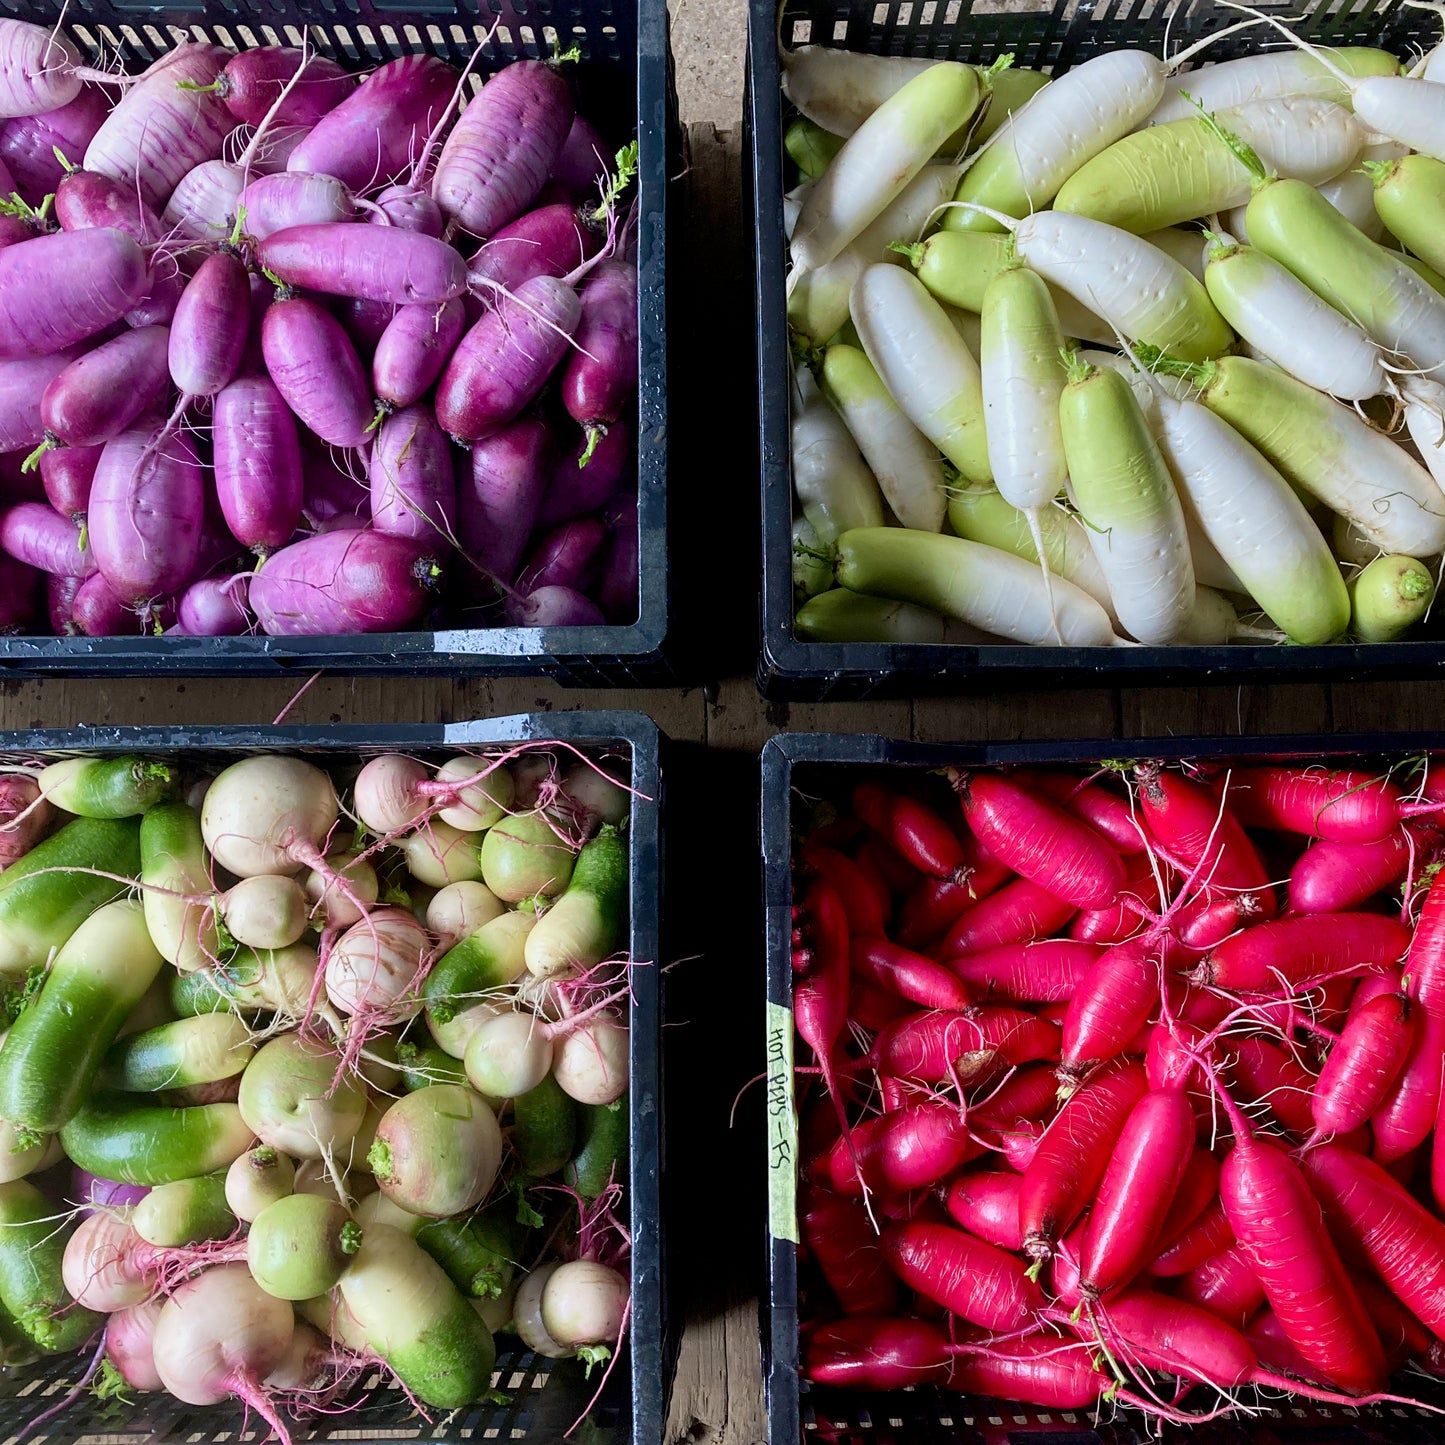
[1289,828,1418,913]
[801,1188,897,1316]
[1176,1246,1266,1329]
[947,938,1099,1002]
[1198,912,1409,990]
[803,1317,952,1390]
[944,1171,1022,1250]
[882,1219,1042,1331]
[940,876,1075,955]
[1312,991,1415,1137]
[213,376,303,555]
[1227,765,1401,844]
[823,1099,978,1197]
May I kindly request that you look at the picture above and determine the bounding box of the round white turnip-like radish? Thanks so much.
[515,969,574,1022]
[305,853,379,928]
[512,1263,570,1358]
[542,1259,629,1349]
[225,1146,295,1224]
[426,999,504,1060]
[353,755,429,835]
[201,755,340,878]
[368,1083,501,1217]
[222,874,309,949]
[552,1013,629,1105]
[425,879,505,949]
[152,1263,294,1413]
[463,1009,554,1099]
[431,756,514,832]
[62,1209,151,1312]
[106,1299,166,1392]
[0,774,52,871]
[402,819,483,888]
[510,755,554,810]
[238,1034,367,1160]
[264,1320,331,1391]
[324,907,430,1019]
[559,762,630,831]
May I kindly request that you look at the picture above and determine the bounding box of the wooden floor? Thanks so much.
[4,124,1445,1445]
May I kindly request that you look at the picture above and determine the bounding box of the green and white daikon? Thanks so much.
[791,364,887,541]
[1349,554,1437,641]
[794,590,954,643]
[1368,151,1445,276]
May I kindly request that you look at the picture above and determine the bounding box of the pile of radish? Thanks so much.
[0,743,633,1440]
[789,753,1445,1416]
[0,22,641,638]
[782,13,1445,648]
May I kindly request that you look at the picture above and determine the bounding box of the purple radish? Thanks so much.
[0,20,83,119]
[436,274,581,441]
[246,124,310,176]
[370,404,454,540]
[0,214,31,251]
[46,570,79,631]
[0,228,146,359]
[373,298,465,408]
[208,48,354,128]
[340,295,397,353]
[518,515,608,594]
[563,259,637,458]
[0,87,110,205]
[433,60,574,237]
[257,222,468,305]
[38,324,170,451]
[54,167,163,242]
[72,1169,150,1215]
[237,171,354,241]
[162,159,246,242]
[169,249,252,407]
[0,552,36,628]
[459,417,551,581]
[186,497,248,587]
[83,44,232,210]
[371,183,443,236]
[40,442,101,524]
[70,570,137,635]
[467,202,599,295]
[213,376,303,554]
[506,584,603,626]
[301,448,367,528]
[125,260,189,328]
[287,54,455,194]
[535,419,631,528]
[239,272,273,377]
[551,114,609,197]
[597,490,638,623]
[89,425,204,603]
[176,575,251,636]
[0,502,92,577]
[249,528,440,634]
[0,348,82,450]
[261,294,373,449]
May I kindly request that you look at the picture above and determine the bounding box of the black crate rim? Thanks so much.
[0,0,672,683]
[762,728,1445,1445]
[748,0,1445,701]
[0,709,667,1445]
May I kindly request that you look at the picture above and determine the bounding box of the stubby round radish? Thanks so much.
[354,754,431,835]
[552,1013,628,1105]
[541,1259,629,1351]
[513,1263,569,1357]
[200,754,340,878]
[247,1193,361,1300]
[479,811,577,901]
[106,1299,165,1392]
[224,1145,295,1224]
[305,853,380,929]
[425,880,505,949]
[402,820,483,888]
[463,1010,554,1099]
[373,299,466,410]
[0,20,82,119]
[61,1208,150,1311]
[432,756,514,832]
[221,874,309,950]
[238,1033,366,1160]
[324,907,430,1019]
[368,1083,501,1217]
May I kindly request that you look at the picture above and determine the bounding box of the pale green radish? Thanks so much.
[1158,353,1445,556]
[785,119,843,180]
[793,518,831,600]
[820,344,946,530]
[791,62,980,271]
[1203,235,1385,399]
[830,527,1123,645]
[1349,554,1437,641]
[1144,378,1350,644]
[1404,252,1445,299]
[793,590,952,643]
[850,263,990,484]
[1222,137,1403,243]
[1146,47,1401,125]
[790,363,887,542]
[1368,152,1445,276]
[1143,227,1209,283]
[1333,513,1382,568]
[1054,97,1362,233]
[787,164,961,346]
[1058,355,1195,644]
[1175,586,1284,643]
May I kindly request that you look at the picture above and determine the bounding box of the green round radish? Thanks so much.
[248,1192,362,1300]
[553,1014,629,1106]
[221,874,309,950]
[37,756,178,818]
[200,755,341,878]
[132,1172,234,1247]
[103,1013,255,1093]
[542,1259,628,1350]
[479,814,577,902]
[396,1040,467,1091]
[238,1034,367,1160]
[0,1179,101,1353]
[424,908,536,1025]
[343,1096,387,1178]
[512,1263,570,1358]
[1349,554,1436,642]
[403,821,483,888]
[355,1189,424,1236]
[464,1010,553,1099]
[434,757,514,832]
[226,1145,295,1223]
[524,826,628,979]
[61,1093,254,1185]
[140,801,219,973]
[337,1222,496,1408]
[565,1096,629,1200]
[784,115,843,179]
[513,1073,577,1178]
[368,1084,501,1217]
[427,1000,504,1061]
[417,1199,527,1300]
[425,881,505,950]
[304,853,379,929]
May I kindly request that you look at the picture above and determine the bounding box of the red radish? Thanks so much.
[1061,933,1177,1076]
[801,1188,897,1316]
[857,837,921,897]
[460,418,552,585]
[871,1005,1060,1083]
[1289,828,1417,914]
[950,1333,1107,1408]
[896,852,1012,947]
[795,877,855,1176]
[1227,765,1401,844]
[1095,1291,1257,1387]
[1065,781,1149,853]
[257,223,468,306]
[970,1063,1062,1131]
[1019,1058,1147,1263]
[950,770,1126,909]
[1150,1196,1233,1276]
[1198,912,1409,991]
[845,978,909,1031]
[1406,876,1445,1019]
[1080,1088,1195,1298]
[1373,1008,1445,1162]
[996,1121,1045,1173]
[1312,992,1415,1137]
[1145,1020,1204,1093]
[881,1220,1042,1331]
[1354,1277,1433,1372]
[851,936,972,1012]
[940,876,1075,955]
[1302,1142,1445,1337]
[54,167,161,242]
[1248,1308,1324,1383]
[370,404,454,541]
[944,1171,1022,1250]
[824,1099,978,1197]
[852,782,964,881]
[1228,1034,1317,1135]
[213,376,303,556]
[210,48,353,128]
[948,938,1100,1003]
[1174,892,1263,949]
[801,839,888,935]
[262,294,373,449]
[1176,1245,1266,1328]
[1069,853,1161,944]
[373,299,466,410]
[803,1317,952,1389]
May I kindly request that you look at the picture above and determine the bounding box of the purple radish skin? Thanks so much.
[169,248,251,403]
[0,87,110,205]
[40,442,101,522]
[209,49,353,128]
[536,419,631,528]
[370,184,443,236]
[37,324,169,451]
[506,584,603,626]
[518,515,607,594]
[258,222,468,305]
[373,299,465,409]
[0,502,93,576]
[213,376,304,554]
[370,404,455,540]
[551,115,609,197]
[0,348,82,451]
[460,418,551,583]
[238,172,354,242]
[466,202,598,295]
[54,168,162,242]
[176,575,251,635]
[262,294,374,449]
[564,259,637,460]
[597,490,638,623]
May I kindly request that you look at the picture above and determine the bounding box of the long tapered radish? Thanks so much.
[824,1099,978,1196]
[791,364,886,542]
[883,1220,1042,1331]
[1198,912,1410,991]
[1227,765,1400,843]
[943,875,1077,955]
[947,939,1099,1003]
[1312,992,1415,1137]
[1061,934,1177,1075]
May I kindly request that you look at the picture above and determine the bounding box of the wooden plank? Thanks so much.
[1120,683,1333,741]
[912,690,1119,743]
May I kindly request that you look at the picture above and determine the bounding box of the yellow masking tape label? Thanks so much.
[766,1000,799,1245]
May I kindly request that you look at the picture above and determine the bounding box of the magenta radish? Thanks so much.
[944,1171,1022,1250]
[69,568,137,635]
[852,782,964,880]
[874,1004,1059,1082]
[433,59,574,236]
[951,1333,1107,1408]
[37,324,169,451]
[213,376,303,555]
[562,260,637,461]
[126,260,188,330]
[851,935,973,1011]
[551,115,608,197]
[373,299,465,409]
[169,250,251,408]
[106,1299,165,1392]
[370,404,454,541]
[517,516,608,596]
[802,839,889,935]
[249,528,439,635]
[803,1317,953,1390]
[53,167,162,241]
[970,1063,1060,1131]
[596,491,637,623]
[0,86,107,202]
[1228,765,1402,844]
[942,876,1077,954]
[897,856,1012,947]
[210,48,353,128]
[1061,934,1176,1075]
[947,938,1099,1003]
[802,1188,898,1316]
[0,19,83,119]
[1178,1246,1267,1329]
[1312,991,1415,1137]
[1091,1291,1258,1388]
[467,202,599,295]
[287,53,455,194]
[883,1219,1042,1331]
[1288,828,1417,914]
[1228,1034,1317,1135]
[237,171,355,241]
[177,575,251,636]
[1373,1009,1445,1162]
[505,585,604,625]
[457,418,551,582]
[0,502,93,577]
[535,421,632,529]
[261,294,373,449]
[1199,912,1410,991]
[371,183,443,235]
[0,347,82,451]
[257,223,468,305]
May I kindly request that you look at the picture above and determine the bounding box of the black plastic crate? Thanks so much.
[0,0,675,682]
[748,0,1445,700]
[761,728,1445,1445]
[0,709,670,1445]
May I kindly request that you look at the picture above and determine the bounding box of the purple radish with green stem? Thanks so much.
[0,502,93,577]
[370,403,455,541]
[459,417,551,583]
[32,324,170,459]
[40,442,100,525]
[261,290,374,449]
[257,222,469,305]
[213,375,303,556]
[373,298,466,410]
[536,420,630,528]
[201,47,354,128]
[0,88,110,204]
[176,575,251,636]
[162,234,251,444]
[0,346,83,451]
[53,162,162,241]
[467,201,600,295]
[562,259,637,465]
[237,171,354,241]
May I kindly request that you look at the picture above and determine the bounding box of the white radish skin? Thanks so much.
[425,881,505,950]
[509,756,553,811]
[201,755,340,878]
[1333,513,1384,567]
[559,763,630,831]
[515,969,574,1022]
[264,1320,330,1391]
[514,1263,570,1358]
[1404,378,1445,500]
[163,160,246,242]
[222,874,309,950]
[433,756,514,832]
[463,1009,554,1099]
[791,364,887,543]
[106,1300,165,1391]
[1314,139,1408,239]
[851,264,990,484]
[1350,74,1445,161]
[552,1013,629,1105]
[1144,228,1209,283]
[225,1146,295,1224]
[541,1260,629,1349]
[324,907,430,1019]
[0,21,82,119]
[402,820,483,888]
[353,755,429,836]
[62,1210,150,1312]
[305,854,379,929]
[783,48,934,136]
[428,1000,505,1060]
[792,62,979,270]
